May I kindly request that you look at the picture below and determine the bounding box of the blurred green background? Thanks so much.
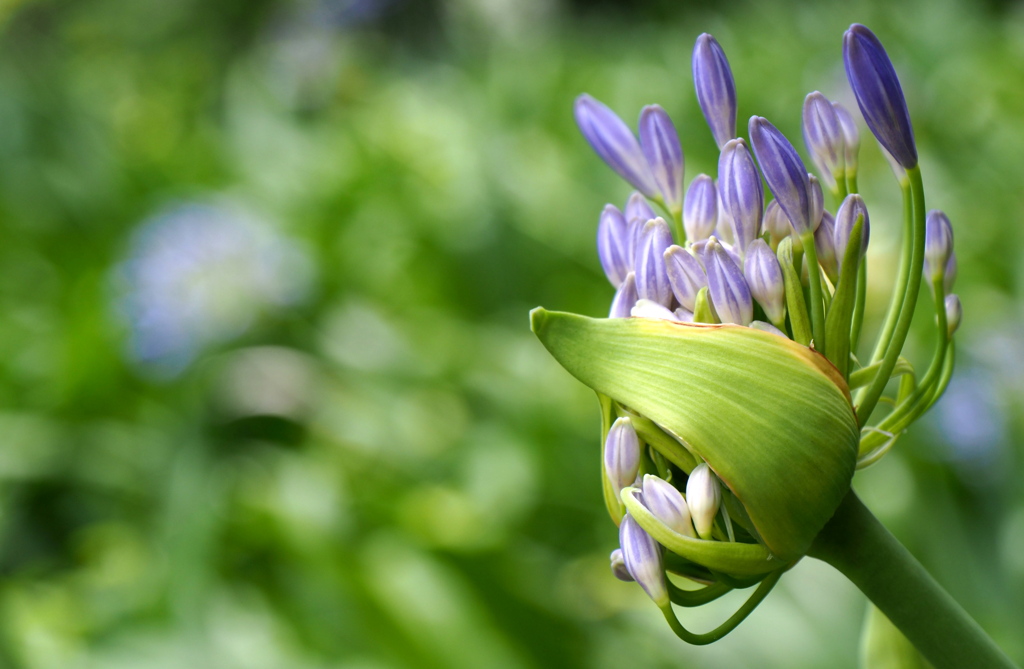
[0,0,1023,666]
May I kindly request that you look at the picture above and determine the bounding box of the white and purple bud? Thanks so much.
[610,548,634,582]
[642,474,697,538]
[748,116,813,236]
[619,512,669,605]
[925,209,954,282]
[608,272,638,319]
[597,205,632,287]
[750,320,787,338]
[834,194,871,272]
[843,24,918,169]
[574,94,658,196]
[809,174,824,231]
[705,236,753,325]
[604,417,641,493]
[624,191,657,225]
[945,253,958,294]
[802,92,846,191]
[744,239,786,326]
[692,33,737,150]
[763,200,792,244]
[664,244,707,311]
[718,138,763,255]
[685,463,722,541]
[639,105,684,211]
[815,211,840,284]
[634,217,674,307]
[683,175,718,242]
[833,101,860,174]
[945,294,962,337]
[631,299,679,321]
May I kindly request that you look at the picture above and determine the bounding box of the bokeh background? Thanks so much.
[1,0,1023,666]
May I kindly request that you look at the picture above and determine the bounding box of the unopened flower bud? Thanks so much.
[610,548,634,582]
[945,294,962,337]
[683,174,718,242]
[639,105,684,211]
[843,24,917,168]
[574,94,658,196]
[608,272,637,319]
[749,116,812,235]
[802,92,846,191]
[705,236,753,325]
[674,307,694,323]
[762,201,790,246]
[597,204,632,287]
[642,474,697,538]
[718,138,763,255]
[686,463,721,541]
[631,298,678,321]
[635,218,674,307]
[809,174,824,231]
[604,417,641,493]
[625,191,657,225]
[834,194,871,272]
[664,244,707,311]
[925,210,954,282]
[945,253,958,294]
[619,512,668,605]
[744,239,786,326]
[833,101,860,175]
[692,33,737,150]
[815,210,839,284]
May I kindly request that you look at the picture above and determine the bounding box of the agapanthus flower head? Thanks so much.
[802,92,846,191]
[843,24,917,168]
[748,116,813,235]
[574,94,659,196]
[639,105,685,211]
[718,138,763,255]
[692,33,737,150]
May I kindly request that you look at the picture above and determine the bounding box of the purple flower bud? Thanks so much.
[925,209,954,281]
[945,294,962,336]
[619,512,668,605]
[610,548,634,582]
[833,102,860,173]
[664,244,707,311]
[763,200,792,242]
[597,205,632,287]
[604,416,641,493]
[642,474,696,538]
[683,175,718,242]
[945,253,958,294]
[639,105,684,210]
[705,236,753,325]
[692,34,737,150]
[748,116,812,235]
[815,210,840,284]
[744,239,786,325]
[634,217,674,307]
[608,272,637,319]
[809,174,824,231]
[843,24,917,169]
[750,320,787,338]
[685,463,721,541]
[624,191,657,225]
[802,92,846,191]
[574,94,659,196]
[834,194,871,272]
[674,307,694,323]
[718,138,763,254]
[631,298,678,321]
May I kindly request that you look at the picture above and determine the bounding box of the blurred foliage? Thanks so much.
[0,0,1022,667]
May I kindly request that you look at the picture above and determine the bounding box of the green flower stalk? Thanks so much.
[540,24,1018,669]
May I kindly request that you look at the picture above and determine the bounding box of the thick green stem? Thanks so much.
[809,491,1017,669]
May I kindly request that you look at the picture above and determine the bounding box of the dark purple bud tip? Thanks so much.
[843,24,917,169]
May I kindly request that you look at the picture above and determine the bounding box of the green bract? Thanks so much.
[531,309,859,562]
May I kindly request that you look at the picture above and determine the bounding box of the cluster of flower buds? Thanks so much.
[535,23,961,645]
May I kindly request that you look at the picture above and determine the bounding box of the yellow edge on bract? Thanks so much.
[621,488,783,577]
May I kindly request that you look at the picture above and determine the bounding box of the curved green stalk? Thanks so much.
[809,491,1017,669]
[668,580,733,607]
[856,167,927,424]
[660,569,783,645]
